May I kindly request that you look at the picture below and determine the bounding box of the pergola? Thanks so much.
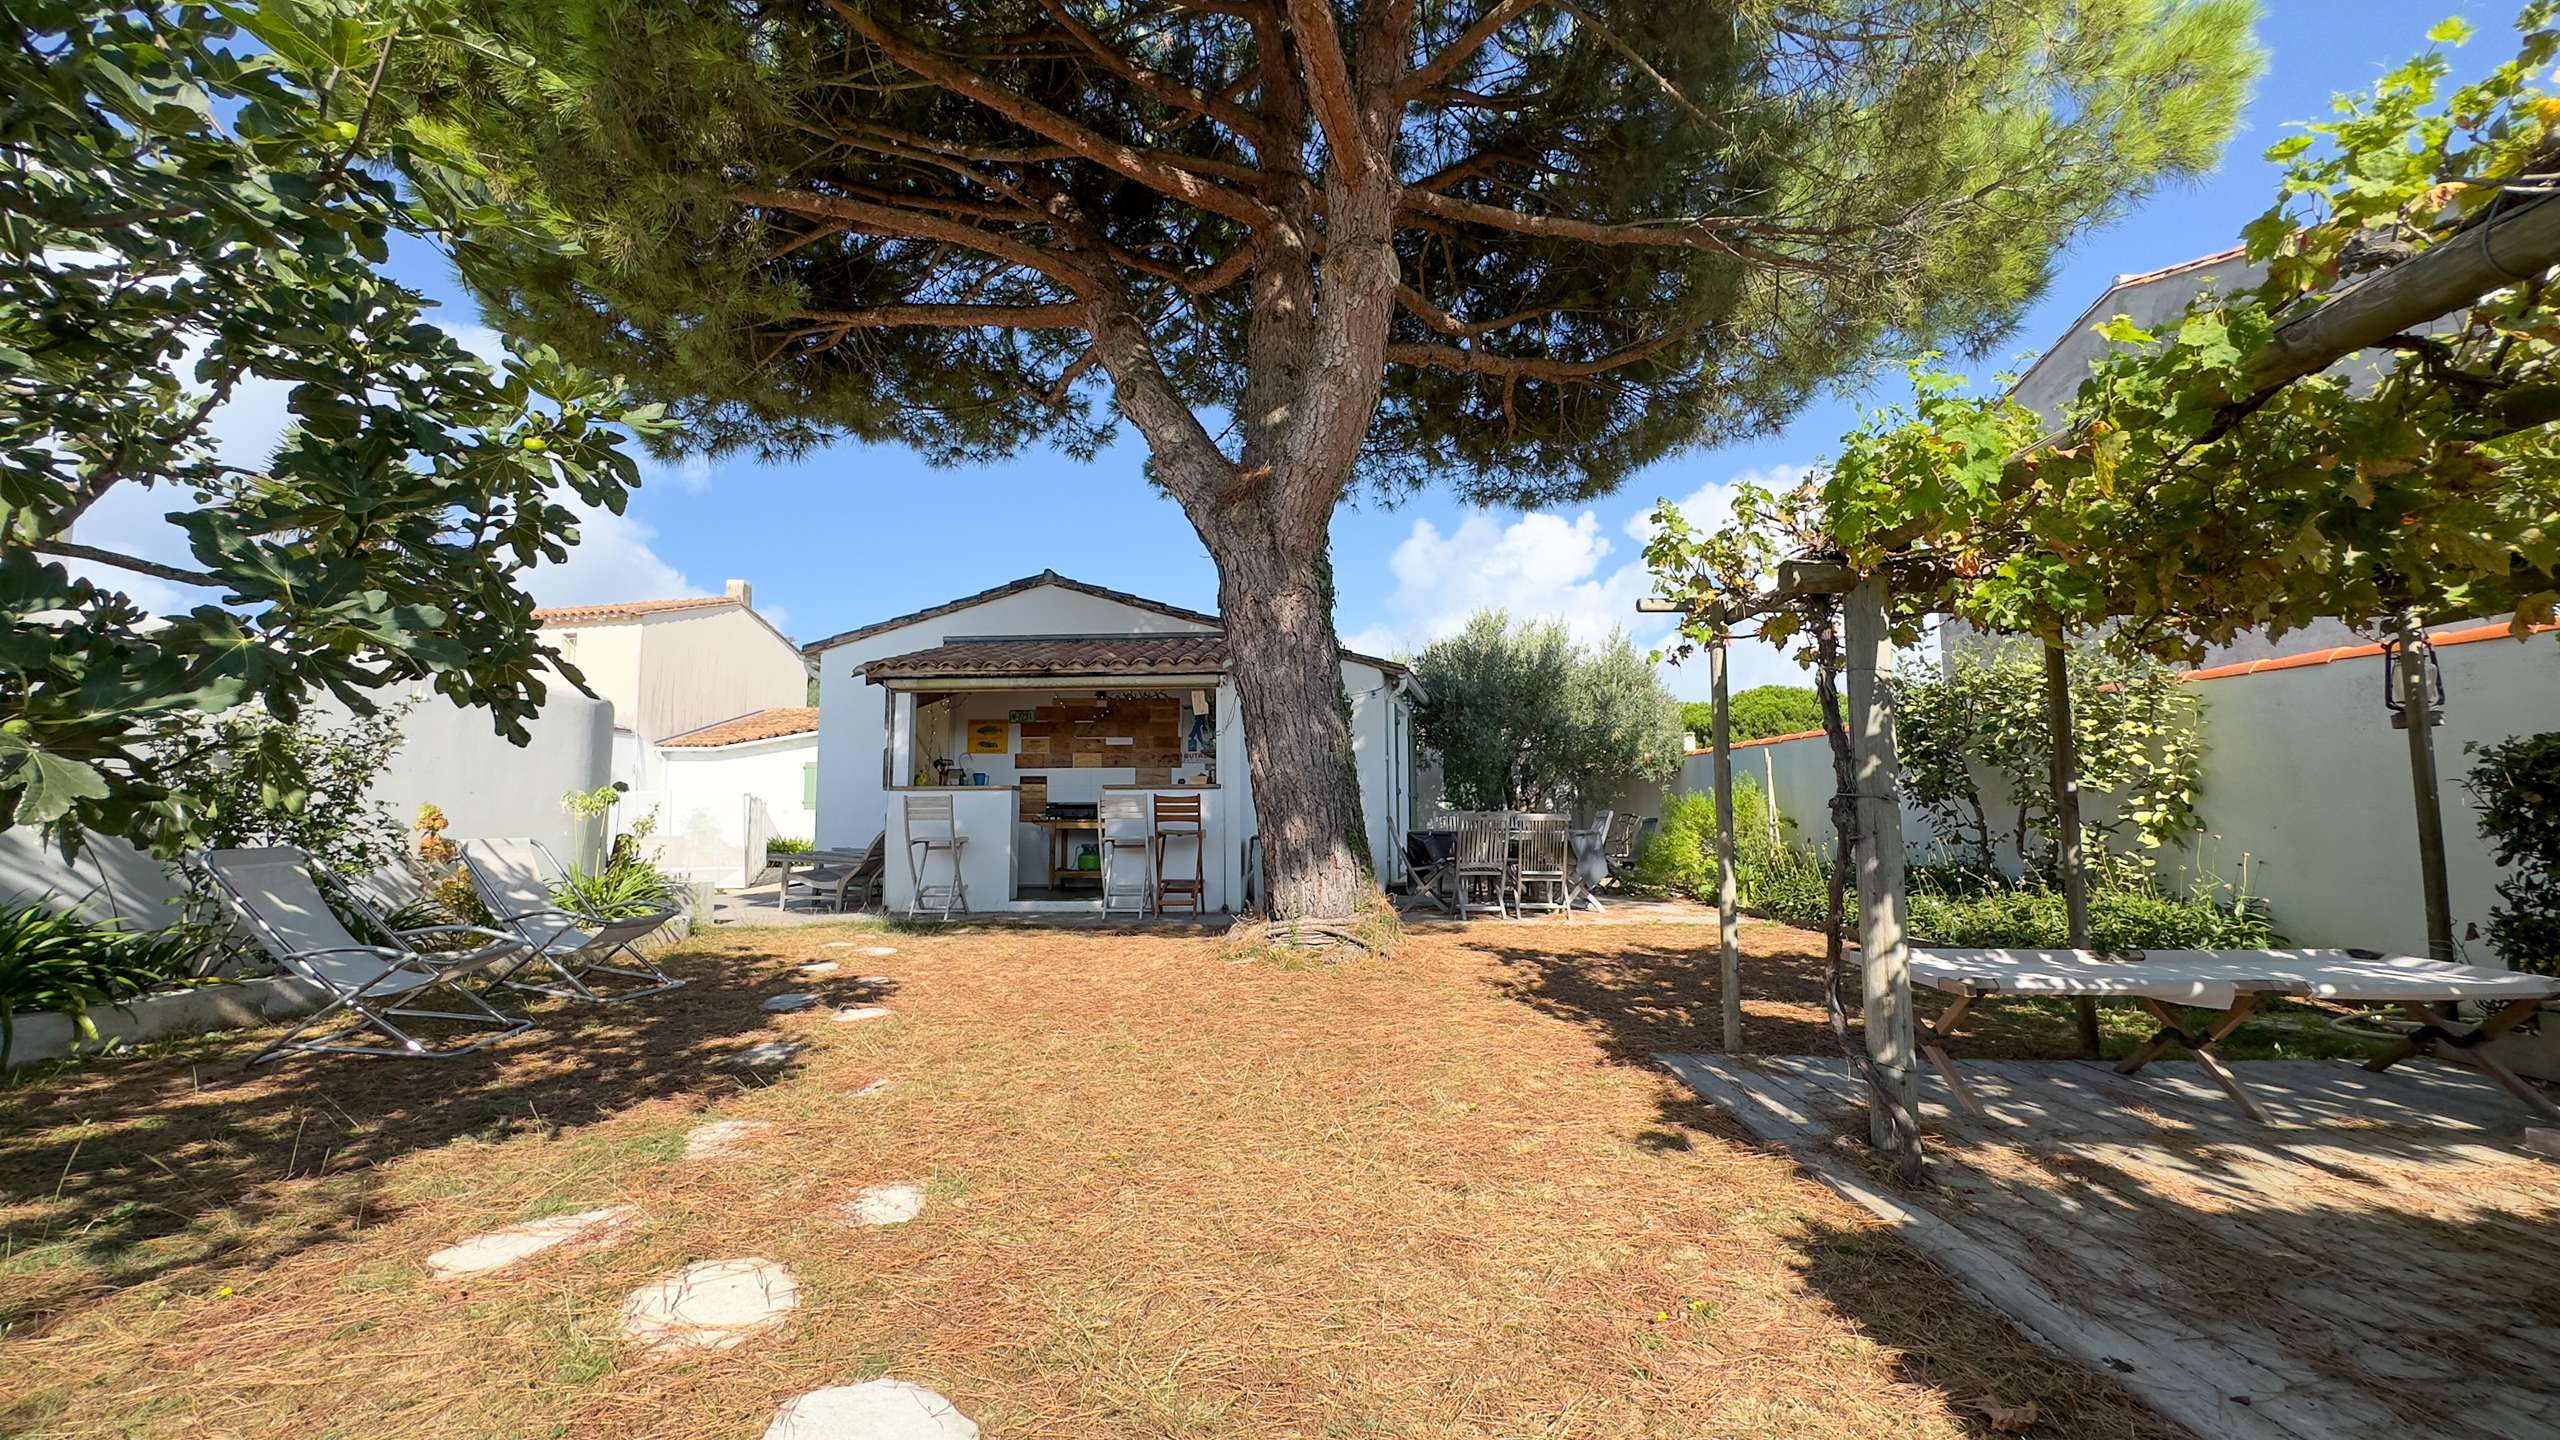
[1642,191,2560,1182]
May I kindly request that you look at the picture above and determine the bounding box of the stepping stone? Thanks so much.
[856,975,894,985]
[425,1205,633,1279]
[620,1258,798,1354]
[849,1078,894,1099]
[724,1040,805,1070]
[822,943,899,957]
[835,1006,892,1024]
[841,1181,926,1227]
[763,992,820,1013]
[764,1379,978,1440]
[798,961,841,977]
[683,1119,774,1160]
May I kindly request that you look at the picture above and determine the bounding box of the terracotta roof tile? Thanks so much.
[858,634,1231,680]
[532,596,734,625]
[659,707,821,748]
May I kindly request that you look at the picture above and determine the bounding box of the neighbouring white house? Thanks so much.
[531,580,812,883]
[804,570,1420,915]
[533,580,810,791]
[654,706,821,889]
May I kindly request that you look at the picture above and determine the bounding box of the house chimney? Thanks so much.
[724,579,752,609]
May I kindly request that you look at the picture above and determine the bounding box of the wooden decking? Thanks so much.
[1660,1053,2560,1440]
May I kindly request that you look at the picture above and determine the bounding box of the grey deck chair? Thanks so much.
[784,832,886,913]
[202,847,531,1065]
[463,839,684,1003]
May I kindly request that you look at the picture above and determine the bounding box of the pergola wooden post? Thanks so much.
[2044,641,2101,1056]
[2393,611,2456,962]
[1845,576,1919,1147]
[1711,634,1743,1051]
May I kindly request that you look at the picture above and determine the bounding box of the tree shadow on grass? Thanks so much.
[0,943,876,1336]
[1464,927,1863,1067]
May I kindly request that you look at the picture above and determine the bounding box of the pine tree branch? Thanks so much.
[1394,285,1575,340]
[732,186,1097,294]
[1283,0,1372,178]
[1397,0,1543,103]
[793,302,1086,329]
[1083,289,1232,510]
[1034,0,1272,149]
[1397,188,1849,274]
[823,0,1278,231]
[1385,314,1706,380]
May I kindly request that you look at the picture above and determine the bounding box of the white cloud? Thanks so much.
[640,452,715,493]
[1349,465,1820,700]
[1376,509,1652,655]
[1622,464,1814,546]
[524,501,705,607]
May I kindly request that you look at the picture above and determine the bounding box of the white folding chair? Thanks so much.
[201,846,531,1065]
[1099,792,1153,916]
[902,794,968,918]
[462,839,684,1003]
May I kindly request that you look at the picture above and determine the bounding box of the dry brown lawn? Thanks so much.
[0,918,2187,1438]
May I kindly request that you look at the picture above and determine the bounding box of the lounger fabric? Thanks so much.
[463,838,683,1002]
[203,846,531,1062]
[1910,948,2560,1012]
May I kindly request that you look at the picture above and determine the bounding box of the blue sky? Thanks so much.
[74,1,2517,697]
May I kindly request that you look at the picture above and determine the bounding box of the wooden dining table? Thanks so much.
[1405,821,1609,913]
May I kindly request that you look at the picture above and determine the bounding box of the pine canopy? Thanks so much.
[407,0,2261,508]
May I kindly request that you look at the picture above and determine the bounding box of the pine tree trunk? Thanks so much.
[1199,504,1368,922]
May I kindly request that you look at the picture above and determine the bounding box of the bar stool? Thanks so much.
[1099,792,1153,916]
[901,793,967,918]
[1151,792,1205,915]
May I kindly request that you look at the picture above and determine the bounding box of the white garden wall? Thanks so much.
[364,683,615,866]
[1657,630,2560,962]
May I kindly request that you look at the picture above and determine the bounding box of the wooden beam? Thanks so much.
[2242,196,2560,397]
[1711,635,1742,1052]
[1845,576,1918,1151]
[2044,641,2100,1058]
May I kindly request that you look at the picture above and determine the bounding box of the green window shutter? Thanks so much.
[802,761,818,809]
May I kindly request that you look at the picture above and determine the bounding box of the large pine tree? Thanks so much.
[405,0,2259,921]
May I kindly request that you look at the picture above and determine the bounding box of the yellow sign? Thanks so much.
[967,720,1008,754]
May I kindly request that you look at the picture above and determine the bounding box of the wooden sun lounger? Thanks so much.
[1909,948,2560,1127]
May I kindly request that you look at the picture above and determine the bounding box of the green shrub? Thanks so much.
[766,835,815,855]
[0,903,208,1063]
[554,862,676,921]
[1741,845,1832,930]
[1904,870,2270,951]
[2467,731,2560,975]
[1630,792,1718,897]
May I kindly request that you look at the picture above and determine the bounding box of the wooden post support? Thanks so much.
[1712,635,1742,1051]
[1845,576,1919,1149]
[2395,611,2456,962]
[2044,641,2101,1058]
